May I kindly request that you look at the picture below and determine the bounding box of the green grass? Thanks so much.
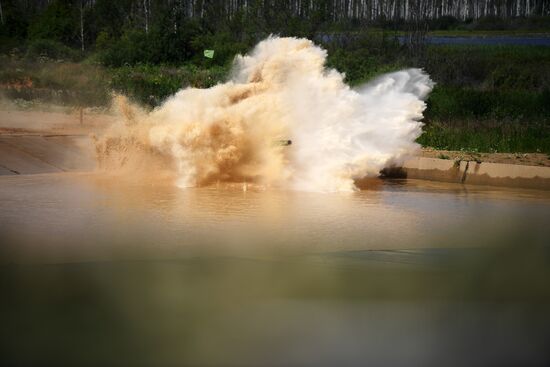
[422,45,550,91]
[428,29,550,36]
[109,64,229,106]
[0,57,229,108]
[0,55,110,106]
[418,121,550,154]
[425,86,550,121]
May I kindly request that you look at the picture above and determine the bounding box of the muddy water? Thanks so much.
[1,173,549,262]
[1,174,550,366]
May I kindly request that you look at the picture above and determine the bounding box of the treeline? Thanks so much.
[1,1,549,53]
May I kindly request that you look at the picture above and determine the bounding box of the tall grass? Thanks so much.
[109,64,229,106]
[422,45,550,91]
[417,45,550,153]
[0,55,109,106]
[418,121,550,153]
[425,86,550,121]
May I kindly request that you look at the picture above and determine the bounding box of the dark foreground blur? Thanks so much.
[1,175,550,366]
[2,246,550,366]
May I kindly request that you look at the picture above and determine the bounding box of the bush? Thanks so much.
[469,16,509,31]
[189,31,252,67]
[426,86,550,122]
[0,57,110,107]
[98,30,150,67]
[25,39,81,61]
[98,21,211,67]
[109,64,229,107]
[429,16,460,30]
[94,31,112,51]
[27,0,76,46]
[0,36,21,54]
[324,32,405,85]
[467,15,550,31]
[422,45,550,91]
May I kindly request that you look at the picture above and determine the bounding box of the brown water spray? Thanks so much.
[96,37,433,192]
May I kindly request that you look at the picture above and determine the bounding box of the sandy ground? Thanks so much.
[1,108,548,176]
[0,108,116,135]
[420,147,550,167]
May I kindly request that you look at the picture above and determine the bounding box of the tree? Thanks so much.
[0,1,4,26]
[28,0,77,46]
[79,0,85,50]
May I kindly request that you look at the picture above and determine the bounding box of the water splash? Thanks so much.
[96,36,433,192]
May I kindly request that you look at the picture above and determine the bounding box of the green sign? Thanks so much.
[203,50,215,59]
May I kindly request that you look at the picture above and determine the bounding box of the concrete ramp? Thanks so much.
[398,157,550,190]
[0,135,95,175]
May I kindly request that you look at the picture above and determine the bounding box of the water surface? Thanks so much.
[1,173,549,262]
[1,173,549,366]
[397,35,550,46]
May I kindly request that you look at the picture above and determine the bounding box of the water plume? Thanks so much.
[96,36,433,192]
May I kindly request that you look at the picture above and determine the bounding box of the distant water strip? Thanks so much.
[397,36,550,46]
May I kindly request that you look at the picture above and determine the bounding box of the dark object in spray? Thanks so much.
[276,140,292,146]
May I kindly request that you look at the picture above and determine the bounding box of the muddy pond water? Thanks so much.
[1,173,550,366]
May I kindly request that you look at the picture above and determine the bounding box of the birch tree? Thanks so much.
[0,0,4,26]
[144,0,149,33]
[79,0,85,51]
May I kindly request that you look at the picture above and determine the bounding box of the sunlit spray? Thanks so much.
[96,37,433,192]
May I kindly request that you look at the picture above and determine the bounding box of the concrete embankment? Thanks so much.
[0,108,548,190]
[0,134,96,175]
[0,109,112,175]
[391,157,550,190]
[2,135,549,191]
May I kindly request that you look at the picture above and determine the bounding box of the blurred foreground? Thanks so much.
[1,173,550,366]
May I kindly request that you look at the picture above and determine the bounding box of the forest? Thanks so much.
[1,0,549,153]
[1,0,550,52]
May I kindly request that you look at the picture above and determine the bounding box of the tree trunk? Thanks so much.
[80,0,85,51]
[0,0,4,26]
[144,0,149,33]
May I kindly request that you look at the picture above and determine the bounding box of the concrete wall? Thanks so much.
[2,134,549,191]
[393,157,550,190]
[0,135,95,175]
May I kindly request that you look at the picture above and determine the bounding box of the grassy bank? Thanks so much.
[418,120,550,154]
[1,39,549,154]
[0,57,229,108]
[419,45,550,153]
